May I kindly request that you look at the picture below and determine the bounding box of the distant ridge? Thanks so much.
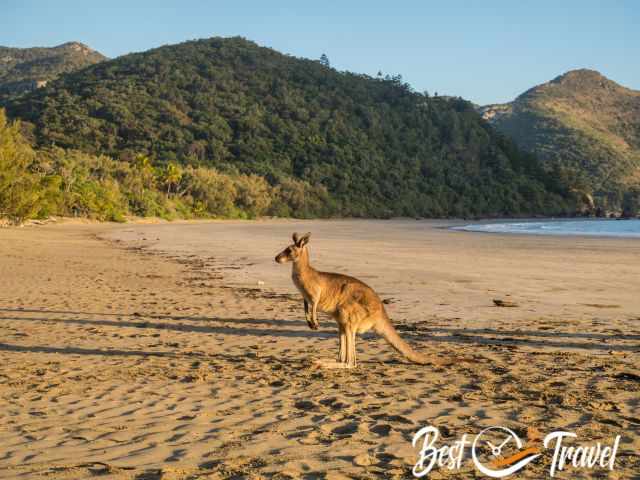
[0,42,106,103]
[480,69,640,214]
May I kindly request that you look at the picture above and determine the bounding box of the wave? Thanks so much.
[452,219,640,238]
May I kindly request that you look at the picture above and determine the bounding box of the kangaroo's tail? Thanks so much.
[375,313,430,365]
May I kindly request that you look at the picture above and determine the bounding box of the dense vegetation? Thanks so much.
[480,69,640,216]
[1,109,332,224]
[4,37,589,221]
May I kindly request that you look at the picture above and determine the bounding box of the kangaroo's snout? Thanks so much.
[275,233,310,265]
[275,248,291,263]
[275,244,297,264]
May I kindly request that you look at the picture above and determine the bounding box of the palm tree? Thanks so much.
[162,162,182,195]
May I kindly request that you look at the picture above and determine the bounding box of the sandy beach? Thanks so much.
[0,219,638,479]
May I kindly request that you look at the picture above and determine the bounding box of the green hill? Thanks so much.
[0,42,106,104]
[5,37,578,219]
[480,69,640,215]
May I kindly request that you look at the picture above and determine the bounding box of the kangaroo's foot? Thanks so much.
[312,359,354,369]
[305,315,319,330]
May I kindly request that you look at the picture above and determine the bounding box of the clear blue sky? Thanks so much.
[2,1,638,105]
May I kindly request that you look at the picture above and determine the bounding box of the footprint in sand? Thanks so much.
[293,400,317,411]
[370,413,414,425]
[369,423,392,437]
[330,421,360,436]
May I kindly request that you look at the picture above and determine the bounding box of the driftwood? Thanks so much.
[493,299,519,307]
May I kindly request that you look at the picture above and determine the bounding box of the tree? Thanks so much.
[319,53,330,68]
[181,166,238,217]
[161,162,183,195]
[622,188,640,218]
[234,174,271,218]
[0,109,42,223]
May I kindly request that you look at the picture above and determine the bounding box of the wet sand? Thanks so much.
[0,219,638,479]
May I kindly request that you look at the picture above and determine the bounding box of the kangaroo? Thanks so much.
[275,232,430,368]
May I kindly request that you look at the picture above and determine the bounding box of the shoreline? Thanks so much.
[8,214,640,242]
[449,218,640,239]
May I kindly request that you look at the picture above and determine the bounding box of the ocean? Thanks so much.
[452,219,640,238]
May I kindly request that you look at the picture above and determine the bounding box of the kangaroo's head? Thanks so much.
[275,232,311,264]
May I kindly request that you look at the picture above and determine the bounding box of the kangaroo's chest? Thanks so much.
[292,272,308,295]
[292,272,317,300]
[291,272,339,314]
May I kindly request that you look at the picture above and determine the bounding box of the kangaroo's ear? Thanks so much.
[298,232,311,247]
[292,232,300,245]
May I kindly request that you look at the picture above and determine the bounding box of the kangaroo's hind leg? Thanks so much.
[313,329,352,369]
[313,314,354,369]
[345,323,357,368]
[339,324,347,363]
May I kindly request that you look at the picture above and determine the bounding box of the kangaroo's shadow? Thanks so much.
[0,307,309,328]
[0,315,334,338]
[2,309,639,354]
[422,326,640,341]
[409,329,640,352]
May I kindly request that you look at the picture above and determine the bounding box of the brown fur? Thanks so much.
[275,232,430,368]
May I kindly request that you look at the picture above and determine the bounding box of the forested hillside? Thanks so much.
[1,108,318,224]
[5,37,580,220]
[480,70,640,215]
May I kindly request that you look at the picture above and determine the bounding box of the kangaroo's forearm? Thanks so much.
[302,296,319,330]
